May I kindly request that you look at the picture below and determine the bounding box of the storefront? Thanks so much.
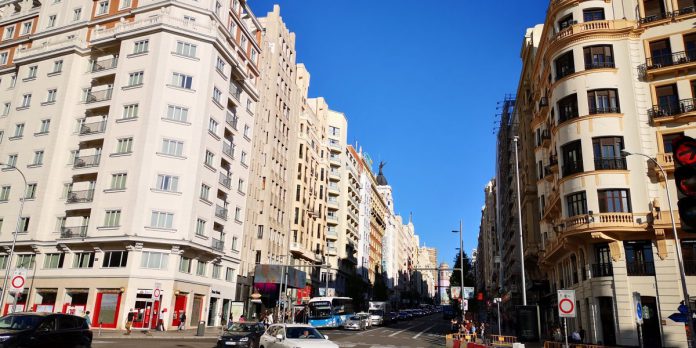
[207,296,218,327]
[132,289,162,329]
[62,289,89,316]
[32,289,57,312]
[172,293,187,327]
[93,289,122,329]
[3,290,27,315]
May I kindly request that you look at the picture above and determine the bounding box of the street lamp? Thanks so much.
[0,162,28,314]
[622,149,696,346]
[453,220,464,321]
[513,136,527,306]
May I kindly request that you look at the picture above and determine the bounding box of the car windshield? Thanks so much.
[369,310,384,316]
[0,315,43,330]
[286,327,324,339]
[349,316,360,320]
[226,323,258,332]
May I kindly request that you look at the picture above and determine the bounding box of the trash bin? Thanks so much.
[196,321,205,336]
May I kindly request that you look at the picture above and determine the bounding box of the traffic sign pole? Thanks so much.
[564,317,569,348]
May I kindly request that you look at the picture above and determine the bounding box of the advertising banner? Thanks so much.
[450,286,461,299]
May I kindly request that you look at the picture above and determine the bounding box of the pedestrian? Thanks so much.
[157,308,168,331]
[83,311,91,328]
[125,309,135,335]
[266,310,274,325]
[178,311,187,331]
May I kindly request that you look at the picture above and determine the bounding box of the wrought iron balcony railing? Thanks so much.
[66,189,95,203]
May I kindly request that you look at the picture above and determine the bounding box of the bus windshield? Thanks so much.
[369,310,384,316]
[308,301,332,319]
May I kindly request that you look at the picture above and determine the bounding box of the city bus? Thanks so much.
[307,297,355,328]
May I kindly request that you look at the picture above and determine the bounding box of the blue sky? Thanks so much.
[249,0,548,264]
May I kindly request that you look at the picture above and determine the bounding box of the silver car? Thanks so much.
[259,324,339,348]
[342,315,366,330]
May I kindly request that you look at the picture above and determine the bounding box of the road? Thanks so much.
[92,313,449,348]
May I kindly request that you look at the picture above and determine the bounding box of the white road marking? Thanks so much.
[412,324,436,339]
[388,325,415,337]
[358,327,382,335]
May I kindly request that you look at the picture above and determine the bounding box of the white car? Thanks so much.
[356,312,371,328]
[259,324,339,348]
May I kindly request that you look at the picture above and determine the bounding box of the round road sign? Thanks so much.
[559,298,574,315]
[153,289,161,298]
[11,275,24,289]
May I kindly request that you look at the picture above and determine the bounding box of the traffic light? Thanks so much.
[673,136,696,232]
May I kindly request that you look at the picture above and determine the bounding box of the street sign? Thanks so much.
[558,290,576,318]
[10,270,26,293]
[633,292,643,324]
[462,287,475,300]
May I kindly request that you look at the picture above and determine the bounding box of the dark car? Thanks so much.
[0,312,92,348]
[386,312,398,324]
[217,322,265,348]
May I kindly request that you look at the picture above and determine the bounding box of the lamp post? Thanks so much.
[513,136,527,305]
[0,163,28,314]
[453,220,464,321]
[622,150,696,346]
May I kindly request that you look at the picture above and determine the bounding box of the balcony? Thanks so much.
[327,215,338,225]
[329,156,341,165]
[223,142,235,159]
[329,169,341,180]
[626,261,655,276]
[229,82,241,102]
[215,205,228,220]
[79,120,106,135]
[327,247,337,256]
[585,61,615,70]
[328,183,339,193]
[73,155,101,168]
[591,263,613,278]
[84,88,113,104]
[326,229,338,240]
[640,5,696,26]
[648,98,696,124]
[60,226,88,239]
[219,173,231,189]
[211,238,224,251]
[90,57,118,73]
[656,153,674,173]
[640,51,696,80]
[328,141,341,152]
[14,37,87,61]
[594,157,627,170]
[327,198,339,207]
[588,106,620,115]
[290,242,317,261]
[66,189,95,204]
[550,20,634,47]
[226,112,238,130]
[561,162,583,177]
[561,212,643,234]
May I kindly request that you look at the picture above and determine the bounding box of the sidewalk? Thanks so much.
[94,327,223,340]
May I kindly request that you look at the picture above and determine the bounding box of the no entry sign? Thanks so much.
[558,290,576,318]
[10,270,26,293]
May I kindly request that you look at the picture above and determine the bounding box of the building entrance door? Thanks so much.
[191,295,203,326]
[598,297,616,346]
[172,294,187,326]
[640,296,662,348]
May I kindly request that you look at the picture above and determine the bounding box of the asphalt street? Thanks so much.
[92,313,450,348]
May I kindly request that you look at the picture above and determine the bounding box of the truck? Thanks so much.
[368,301,392,326]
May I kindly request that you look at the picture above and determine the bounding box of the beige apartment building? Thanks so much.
[476,180,498,297]
[510,0,696,346]
[0,0,262,329]
[242,5,299,303]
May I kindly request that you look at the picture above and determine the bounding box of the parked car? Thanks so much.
[398,310,412,320]
[259,324,338,348]
[217,322,266,348]
[356,313,371,328]
[0,312,92,348]
[386,312,398,324]
[342,316,366,331]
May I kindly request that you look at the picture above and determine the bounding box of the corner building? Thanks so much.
[520,0,696,346]
[0,0,262,329]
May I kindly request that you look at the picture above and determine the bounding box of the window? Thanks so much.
[195,218,206,236]
[243,125,250,138]
[584,45,614,69]
[257,225,264,239]
[119,0,131,9]
[232,236,238,251]
[72,8,82,21]
[0,186,10,201]
[583,8,605,21]
[21,94,31,107]
[116,137,133,153]
[127,71,144,86]
[649,39,672,67]
[19,217,29,232]
[246,99,254,113]
[208,118,218,134]
[7,154,17,167]
[562,140,583,176]
[216,57,225,72]
[161,139,183,156]
[196,261,206,276]
[179,256,192,273]
[32,151,43,165]
[655,84,679,114]
[212,264,221,279]
[110,173,127,190]
[43,253,64,269]
[102,251,128,268]
[133,40,149,54]
[3,27,14,40]
[588,89,619,114]
[662,132,684,154]
[17,254,35,268]
[25,183,36,199]
[140,251,168,269]
[46,89,57,103]
[97,0,109,15]
[237,179,245,192]
[52,60,63,73]
[38,119,50,133]
[47,15,57,28]
[598,189,631,213]
[566,191,587,217]
[255,251,261,264]
[9,75,15,88]
[0,52,8,65]
[557,94,579,123]
[204,150,214,166]
[166,105,188,122]
[103,209,121,227]
[624,241,655,276]
[558,14,575,30]
[150,211,174,229]
[122,104,138,119]
[72,252,94,268]
[0,255,6,270]
[225,267,234,282]
[21,21,32,35]
[212,87,222,103]
[171,73,193,89]
[593,137,626,170]
[234,207,242,221]
[555,51,575,80]
[27,66,37,79]
[251,49,257,62]
[2,103,10,116]
[200,184,210,201]
[240,151,247,166]
[175,41,197,58]
[156,174,179,192]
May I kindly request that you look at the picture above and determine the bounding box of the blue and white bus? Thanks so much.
[307,297,355,328]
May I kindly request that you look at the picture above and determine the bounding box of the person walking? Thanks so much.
[177,311,187,331]
[83,311,91,328]
[157,309,168,331]
[125,309,135,335]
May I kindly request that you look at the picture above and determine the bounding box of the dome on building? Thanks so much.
[439,262,449,269]
[376,161,388,186]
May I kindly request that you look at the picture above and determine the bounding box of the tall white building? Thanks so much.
[0,0,261,329]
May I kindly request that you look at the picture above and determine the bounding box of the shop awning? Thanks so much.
[253,264,306,289]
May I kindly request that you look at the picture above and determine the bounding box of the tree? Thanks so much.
[449,251,477,314]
